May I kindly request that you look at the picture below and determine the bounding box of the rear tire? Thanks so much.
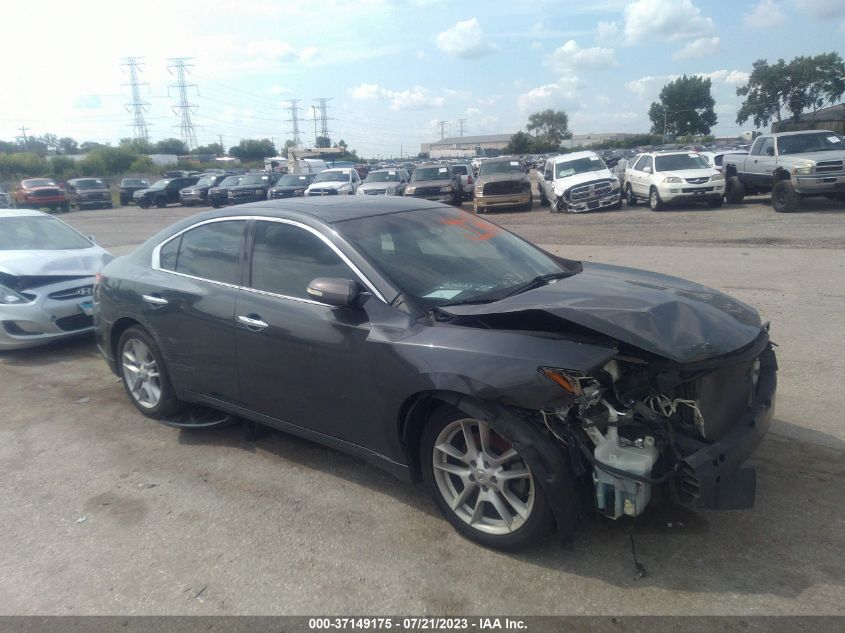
[772,179,800,213]
[420,406,555,551]
[117,326,182,420]
[155,196,167,209]
[725,176,746,204]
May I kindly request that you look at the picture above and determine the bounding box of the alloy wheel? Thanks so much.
[121,338,162,409]
[432,418,535,535]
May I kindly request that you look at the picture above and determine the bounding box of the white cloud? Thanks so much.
[435,18,498,59]
[673,36,720,60]
[623,0,716,44]
[793,0,845,18]
[743,0,787,28]
[269,85,292,95]
[349,83,445,110]
[626,75,678,99]
[596,20,620,43]
[705,69,751,85]
[546,40,616,72]
[517,76,583,112]
[466,107,481,116]
[243,39,319,64]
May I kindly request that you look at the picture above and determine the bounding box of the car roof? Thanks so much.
[769,129,838,137]
[550,151,598,162]
[0,208,49,218]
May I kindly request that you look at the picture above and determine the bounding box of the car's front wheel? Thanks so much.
[421,407,554,550]
[772,179,800,213]
[649,187,664,211]
[625,183,637,206]
[118,326,182,419]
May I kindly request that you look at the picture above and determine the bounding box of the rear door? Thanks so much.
[137,218,247,402]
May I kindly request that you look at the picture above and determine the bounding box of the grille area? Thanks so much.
[55,314,93,332]
[816,160,843,174]
[49,286,94,300]
[32,188,61,198]
[685,177,709,184]
[568,179,614,202]
[483,181,521,195]
[309,188,339,196]
[681,186,715,193]
[412,186,443,197]
[363,188,387,195]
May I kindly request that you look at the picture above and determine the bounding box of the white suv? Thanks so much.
[624,151,724,210]
[538,151,621,213]
[304,168,361,196]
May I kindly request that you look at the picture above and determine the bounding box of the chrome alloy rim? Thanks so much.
[432,418,535,535]
[121,339,162,409]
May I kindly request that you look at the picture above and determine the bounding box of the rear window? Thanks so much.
[451,165,469,175]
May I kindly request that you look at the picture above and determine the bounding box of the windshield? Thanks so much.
[23,179,56,188]
[313,170,350,183]
[74,179,106,189]
[777,133,844,155]
[338,207,567,309]
[480,161,524,176]
[195,176,217,187]
[365,171,402,183]
[412,166,451,181]
[239,174,270,185]
[554,157,605,178]
[149,179,171,190]
[276,174,311,186]
[218,176,241,187]
[0,216,92,251]
[121,179,147,186]
[655,154,709,171]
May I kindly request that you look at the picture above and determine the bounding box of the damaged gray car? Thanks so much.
[94,198,776,550]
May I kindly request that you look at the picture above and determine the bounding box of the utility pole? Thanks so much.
[457,118,467,138]
[121,57,151,142]
[286,99,303,147]
[167,57,199,150]
[218,133,225,155]
[313,97,333,141]
[17,126,29,145]
[311,105,319,146]
[438,120,447,140]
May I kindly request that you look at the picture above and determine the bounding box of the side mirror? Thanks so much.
[88,234,97,244]
[644,167,653,174]
[307,277,360,307]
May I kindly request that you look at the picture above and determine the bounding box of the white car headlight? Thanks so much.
[440,185,453,193]
[663,176,683,184]
[0,284,30,305]
[710,173,725,181]
[405,186,416,195]
[792,164,813,175]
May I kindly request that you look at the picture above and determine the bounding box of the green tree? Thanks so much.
[128,156,156,174]
[228,138,277,161]
[648,75,717,137]
[0,140,19,153]
[49,155,78,179]
[0,152,49,179]
[281,139,296,156]
[154,138,189,155]
[736,53,845,127]
[526,109,572,148]
[193,142,224,156]
[119,137,153,154]
[56,137,79,155]
[504,131,533,154]
[79,141,108,153]
[80,147,137,176]
[315,136,331,148]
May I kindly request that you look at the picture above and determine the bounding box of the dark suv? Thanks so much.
[179,173,230,207]
[119,178,150,206]
[227,173,278,205]
[268,173,317,199]
[208,175,243,208]
[134,177,199,209]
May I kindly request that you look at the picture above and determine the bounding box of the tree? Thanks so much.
[315,136,331,148]
[648,75,717,137]
[193,142,224,156]
[736,53,845,127]
[154,138,189,155]
[228,138,277,161]
[281,139,296,156]
[119,137,153,154]
[526,109,572,148]
[504,131,533,154]
[49,155,78,179]
[56,137,79,155]
[79,141,108,153]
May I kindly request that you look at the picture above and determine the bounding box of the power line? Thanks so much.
[286,99,303,147]
[121,57,151,142]
[313,97,333,140]
[167,57,200,150]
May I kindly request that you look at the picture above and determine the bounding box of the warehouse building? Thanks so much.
[772,103,845,136]
[422,134,518,159]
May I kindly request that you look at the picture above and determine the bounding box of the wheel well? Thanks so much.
[774,168,791,182]
[110,317,143,362]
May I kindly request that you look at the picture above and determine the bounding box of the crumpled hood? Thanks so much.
[554,170,613,190]
[441,262,764,363]
[0,247,112,277]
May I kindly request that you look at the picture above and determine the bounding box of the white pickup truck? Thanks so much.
[722,130,845,212]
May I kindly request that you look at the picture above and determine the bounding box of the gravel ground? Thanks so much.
[0,193,843,616]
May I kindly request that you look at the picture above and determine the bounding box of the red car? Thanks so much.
[13,178,69,212]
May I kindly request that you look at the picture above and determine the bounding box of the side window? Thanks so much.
[250,222,356,300]
[632,156,647,171]
[759,137,774,157]
[750,138,764,156]
[159,235,181,271]
[175,220,246,285]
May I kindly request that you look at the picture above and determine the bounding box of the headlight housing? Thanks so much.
[0,284,30,305]
[792,164,813,175]
[405,186,416,195]
[663,176,683,184]
[440,185,453,193]
[356,187,365,195]
[710,173,724,181]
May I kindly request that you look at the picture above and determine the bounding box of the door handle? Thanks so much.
[238,314,269,330]
[142,294,168,306]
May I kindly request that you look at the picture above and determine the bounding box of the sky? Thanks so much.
[1,0,844,158]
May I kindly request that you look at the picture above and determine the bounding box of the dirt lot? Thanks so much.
[0,194,843,615]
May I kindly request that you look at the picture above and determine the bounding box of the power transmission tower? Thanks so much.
[311,105,319,146]
[457,118,467,138]
[437,120,447,139]
[121,57,151,142]
[167,57,199,150]
[286,99,303,147]
[313,97,333,140]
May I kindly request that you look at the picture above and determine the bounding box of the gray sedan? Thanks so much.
[0,209,112,350]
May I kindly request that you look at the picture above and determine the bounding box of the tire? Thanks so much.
[212,202,221,209]
[611,198,623,210]
[625,183,638,206]
[139,202,150,209]
[118,326,182,419]
[522,192,533,212]
[649,187,664,211]
[61,201,69,212]
[155,196,167,209]
[539,187,550,207]
[473,202,485,214]
[708,196,724,208]
[725,176,746,204]
[772,179,800,213]
[420,406,555,550]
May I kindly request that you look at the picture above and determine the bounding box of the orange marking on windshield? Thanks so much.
[440,215,501,241]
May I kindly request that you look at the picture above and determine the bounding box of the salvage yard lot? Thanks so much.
[1,195,843,615]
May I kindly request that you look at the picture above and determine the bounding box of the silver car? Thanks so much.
[356,168,410,196]
[0,209,112,350]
